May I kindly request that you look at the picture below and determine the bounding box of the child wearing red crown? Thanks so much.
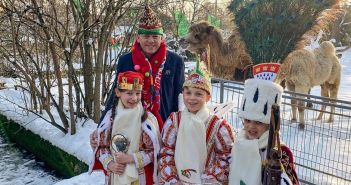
[89,71,160,185]
[158,61,235,185]
[229,63,299,185]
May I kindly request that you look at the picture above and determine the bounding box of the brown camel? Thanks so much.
[184,21,253,81]
[275,41,341,129]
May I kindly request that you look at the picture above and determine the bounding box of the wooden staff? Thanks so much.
[263,104,283,185]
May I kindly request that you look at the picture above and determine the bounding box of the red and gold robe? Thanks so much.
[89,110,160,185]
[159,111,235,184]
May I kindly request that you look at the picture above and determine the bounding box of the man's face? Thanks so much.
[136,34,162,57]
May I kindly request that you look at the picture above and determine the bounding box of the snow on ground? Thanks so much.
[0,135,59,185]
[54,172,104,185]
[0,47,350,184]
[0,78,105,184]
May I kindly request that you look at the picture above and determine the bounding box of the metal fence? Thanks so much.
[210,77,351,185]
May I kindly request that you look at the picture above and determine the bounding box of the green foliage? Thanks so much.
[208,15,221,28]
[329,4,351,47]
[175,11,189,37]
[229,0,340,64]
[0,114,88,178]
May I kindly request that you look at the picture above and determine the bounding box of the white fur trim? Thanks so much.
[178,93,185,111]
[142,112,161,184]
[281,172,293,185]
[208,101,235,118]
[239,78,283,124]
[88,110,112,174]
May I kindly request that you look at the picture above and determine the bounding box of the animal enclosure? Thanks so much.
[209,78,351,185]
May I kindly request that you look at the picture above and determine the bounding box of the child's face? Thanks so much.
[115,88,142,109]
[243,119,269,140]
[183,87,211,113]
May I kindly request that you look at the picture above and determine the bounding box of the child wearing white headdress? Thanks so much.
[229,63,299,185]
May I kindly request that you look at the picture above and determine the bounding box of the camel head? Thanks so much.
[179,21,216,69]
[181,21,254,81]
[184,21,214,53]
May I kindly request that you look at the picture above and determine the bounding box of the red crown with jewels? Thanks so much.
[117,71,144,91]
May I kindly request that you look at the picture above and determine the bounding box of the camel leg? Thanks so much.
[291,99,298,122]
[286,82,297,122]
[328,83,339,123]
[297,99,306,129]
[317,83,329,120]
[295,85,310,129]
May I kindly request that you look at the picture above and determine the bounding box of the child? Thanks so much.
[89,71,160,185]
[158,62,235,185]
[229,63,299,185]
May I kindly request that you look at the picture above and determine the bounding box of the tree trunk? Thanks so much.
[67,57,76,135]
[93,40,106,122]
[31,0,68,129]
[82,0,94,118]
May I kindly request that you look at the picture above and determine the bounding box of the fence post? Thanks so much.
[220,80,224,103]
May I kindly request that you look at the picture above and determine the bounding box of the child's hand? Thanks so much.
[114,152,134,164]
[142,132,152,147]
[107,161,126,175]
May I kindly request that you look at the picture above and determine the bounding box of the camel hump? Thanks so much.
[319,41,336,56]
[287,49,312,60]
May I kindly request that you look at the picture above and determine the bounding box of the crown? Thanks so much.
[117,71,144,91]
[183,57,211,94]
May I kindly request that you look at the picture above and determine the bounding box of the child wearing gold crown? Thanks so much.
[158,61,235,185]
[229,63,299,185]
[89,71,160,185]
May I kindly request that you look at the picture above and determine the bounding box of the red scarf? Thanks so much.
[131,40,167,130]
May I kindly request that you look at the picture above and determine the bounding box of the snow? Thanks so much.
[0,46,350,184]
[54,172,104,185]
[86,38,94,45]
[0,79,104,184]
[0,139,60,185]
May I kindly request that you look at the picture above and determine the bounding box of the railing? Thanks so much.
[210,77,351,185]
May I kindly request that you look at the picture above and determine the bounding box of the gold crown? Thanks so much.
[118,76,143,91]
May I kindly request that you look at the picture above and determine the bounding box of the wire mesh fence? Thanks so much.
[209,77,351,185]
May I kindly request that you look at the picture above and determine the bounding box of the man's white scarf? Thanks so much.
[175,106,210,184]
[111,100,143,185]
[229,129,269,185]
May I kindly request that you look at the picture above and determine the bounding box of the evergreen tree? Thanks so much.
[228,0,343,64]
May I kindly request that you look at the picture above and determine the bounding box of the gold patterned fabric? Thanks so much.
[183,60,211,94]
[138,5,163,35]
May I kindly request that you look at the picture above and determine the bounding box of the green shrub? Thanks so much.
[228,0,341,64]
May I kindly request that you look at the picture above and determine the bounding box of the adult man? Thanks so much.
[103,5,185,128]
[89,5,185,182]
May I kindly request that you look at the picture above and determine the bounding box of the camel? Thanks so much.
[183,21,253,81]
[274,41,341,129]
